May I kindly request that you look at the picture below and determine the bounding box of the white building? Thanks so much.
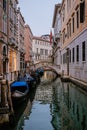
[32,36,52,64]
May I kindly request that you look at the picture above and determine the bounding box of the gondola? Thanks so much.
[24,73,36,88]
[36,68,44,77]
[10,81,29,105]
[30,70,41,84]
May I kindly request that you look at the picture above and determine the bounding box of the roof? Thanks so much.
[33,36,50,43]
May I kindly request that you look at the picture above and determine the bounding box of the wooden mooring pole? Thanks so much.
[0,79,14,124]
[1,80,8,107]
[6,80,15,124]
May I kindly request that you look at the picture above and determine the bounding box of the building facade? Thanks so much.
[52,0,87,82]
[24,24,33,70]
[0,0,8,75]
[17,7,25,73]
[52,4,61,73]
[0,0,19,80]
[0,0,28,80]
[32,36,52,65]
[8,0,19,80]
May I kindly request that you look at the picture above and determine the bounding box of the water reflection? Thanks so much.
[0,70,87,130]
[41,71,57,84]
[13,87,37,130]
[51,78,87,130]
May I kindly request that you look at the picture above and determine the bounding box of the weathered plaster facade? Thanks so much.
[17,7,25,72]
[52,4,62,73]
[52,0,87,82]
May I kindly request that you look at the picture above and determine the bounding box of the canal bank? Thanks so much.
[51,65,87,92]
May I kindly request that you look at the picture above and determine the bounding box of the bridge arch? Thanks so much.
[33,61,59,75]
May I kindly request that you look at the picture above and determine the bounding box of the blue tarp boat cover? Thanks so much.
[11,81,28,88]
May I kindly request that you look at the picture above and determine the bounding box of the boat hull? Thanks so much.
[11,81,29,105]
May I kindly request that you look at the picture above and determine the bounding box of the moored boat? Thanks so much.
[30,70,41,84]
[24,73,36,88]
[36,68,44,77]
[11,81,29,105]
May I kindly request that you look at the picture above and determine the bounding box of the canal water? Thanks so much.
[0,70,87,130]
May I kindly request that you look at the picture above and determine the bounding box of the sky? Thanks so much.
[18,0,62,36]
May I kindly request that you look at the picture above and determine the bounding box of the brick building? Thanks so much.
[24,25,33,70]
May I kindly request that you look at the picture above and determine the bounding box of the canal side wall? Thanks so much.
[60,29,87,84]
[69,29,87,83]
[51,65,87,91]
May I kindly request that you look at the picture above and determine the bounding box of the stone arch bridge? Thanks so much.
[32,60,60,75]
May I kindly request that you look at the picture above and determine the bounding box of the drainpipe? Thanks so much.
[66,48,69,76]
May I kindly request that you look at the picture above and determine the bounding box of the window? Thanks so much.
[3,0,7,11]
[36,48,38,53]
[3,46,6,56]
[69,49,71,63]
[76,45,79,62]
[72,48,75,62]
[45,50,48,55]
[63,30,65,44]
[80,1,85,23]
[82,41,86,61]
[67,23,69,38]
[40,49,44,55]
[3,15,7,34]
[63,52,67,64]
[62,5,65,22]
[69,22,71,37]
[72,16,74,33]
[76,10,79,28]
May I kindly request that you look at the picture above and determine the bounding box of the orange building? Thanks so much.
[24,25,33,70]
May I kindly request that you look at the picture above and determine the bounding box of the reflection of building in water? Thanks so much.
[50,78,87,130]
[35,71,57,104]
[41,71,57,82]
[35,84,53,104]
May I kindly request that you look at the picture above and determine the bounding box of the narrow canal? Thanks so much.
[1,70,87,130]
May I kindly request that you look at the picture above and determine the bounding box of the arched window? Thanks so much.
[3,46,6,56]
[3,0,7,11]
